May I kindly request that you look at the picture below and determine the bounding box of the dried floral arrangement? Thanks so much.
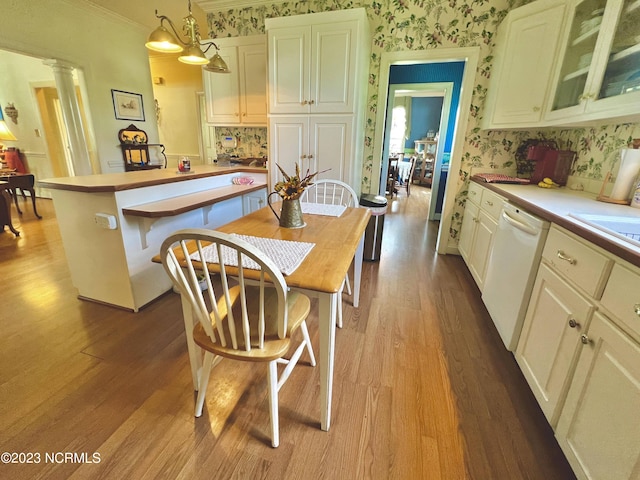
[273,163,327,200]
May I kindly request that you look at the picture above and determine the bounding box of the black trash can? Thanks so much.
[360,194,388,261]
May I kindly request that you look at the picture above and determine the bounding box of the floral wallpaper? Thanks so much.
[214,127,269,158]
[207,0,640,246]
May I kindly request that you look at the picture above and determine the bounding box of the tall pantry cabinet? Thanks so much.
[265,9,370,194]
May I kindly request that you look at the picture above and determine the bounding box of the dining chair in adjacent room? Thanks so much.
[160,229,316,448]
[300,179,359,328]
[396,155,417,196]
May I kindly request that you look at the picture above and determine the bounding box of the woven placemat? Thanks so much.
[191,234,315,276]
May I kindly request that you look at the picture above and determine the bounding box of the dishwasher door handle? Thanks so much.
[501,210,538,236]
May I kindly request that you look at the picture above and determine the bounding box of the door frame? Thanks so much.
[380,83,453,221]
[371,47,480,254]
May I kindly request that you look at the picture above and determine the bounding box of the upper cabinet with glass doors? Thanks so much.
[546,0,640,124]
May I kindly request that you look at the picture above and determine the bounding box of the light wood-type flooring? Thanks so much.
[0,189,576,479]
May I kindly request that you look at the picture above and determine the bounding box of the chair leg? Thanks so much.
[300,320,316,366]
[344,273,352,296]
[267,361,279,448]
[194,351,215,417]
[337,281,344,329]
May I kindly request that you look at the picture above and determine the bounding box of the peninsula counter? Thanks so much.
[40,166,268,311]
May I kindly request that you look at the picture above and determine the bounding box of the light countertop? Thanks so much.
[473,179,640,268]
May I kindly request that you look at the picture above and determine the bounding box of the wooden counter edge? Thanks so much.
[122,183,267,218]
[38,167,267,193]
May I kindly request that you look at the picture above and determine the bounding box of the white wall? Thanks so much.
[0,0,159,174]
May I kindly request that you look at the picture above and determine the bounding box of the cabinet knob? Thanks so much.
[556,250,576,265]
[580,334,590,345]
[235,112,239,116]
[634,304,640,317]
[485,200,494,207]
[308,154,314,159]
[309,99,315,105]
[533,106,541,112]
[242,112,246,117]
[301,100,309,105]
[301,154,307,159]
[568,318,580,328]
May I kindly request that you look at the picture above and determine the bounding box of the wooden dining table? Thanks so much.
[163,204,371,431]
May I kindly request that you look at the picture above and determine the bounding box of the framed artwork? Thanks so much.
[111,89,145,121]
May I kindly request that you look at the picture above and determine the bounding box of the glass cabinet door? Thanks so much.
[551,0,607,111]
[598,0,640,101]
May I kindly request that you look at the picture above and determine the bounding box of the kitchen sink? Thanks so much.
[569,213,640,248]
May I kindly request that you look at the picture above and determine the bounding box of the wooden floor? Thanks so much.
[0,190,576,480]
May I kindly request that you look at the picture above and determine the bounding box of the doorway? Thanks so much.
[381,82,453,220]
[371,47,480,254]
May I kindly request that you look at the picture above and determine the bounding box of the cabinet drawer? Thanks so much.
[600,263,640,340]
[467,182,483,206]
[542,226,612,298]
[480,189,505,220]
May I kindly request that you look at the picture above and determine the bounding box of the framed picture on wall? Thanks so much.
[111,89,145,121]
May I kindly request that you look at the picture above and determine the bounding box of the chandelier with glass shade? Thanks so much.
[145,0,230,73]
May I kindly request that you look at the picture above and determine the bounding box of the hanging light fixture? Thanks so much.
[145,0,230,72]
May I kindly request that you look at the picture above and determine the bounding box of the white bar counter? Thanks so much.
[40,166,268,311]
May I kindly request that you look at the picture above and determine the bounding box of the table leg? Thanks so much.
[1,190,20,236]
[27,188,42,219]
[352,233,365,308]
[318,291,337,431]
[11,189,23,215]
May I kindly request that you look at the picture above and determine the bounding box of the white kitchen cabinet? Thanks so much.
[203,35,267,126]
[545,0,640,124]
[555,312,640,480]
[515,262,595,426]
[242,188,267,215]
[266,17,362,115]
[516,225,612,426]
[554,260,640,480]
[458,183,505,291]
[482,0,569,128]
[265,9,369,194]
[268,115,353,188]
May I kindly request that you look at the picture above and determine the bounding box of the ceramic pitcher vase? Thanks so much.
[267,193,305,229]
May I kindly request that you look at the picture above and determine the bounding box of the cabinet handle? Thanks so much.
[301,154,307,159]
[568,318,580,328]
[242,112,246,117]
[580,334,590,345]
[308,154,314,159]
[485,200,494,207]
[556,250,576,265]
[309,99,315,105]
[301,100,309,105]
[635,304,640,317]
[469,191,477,196]
[533,106,541,112]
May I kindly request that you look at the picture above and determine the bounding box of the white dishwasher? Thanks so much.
[482,202,550,351]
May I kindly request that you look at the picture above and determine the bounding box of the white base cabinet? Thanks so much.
[555,312,640,480]
[458,182,505,291]
[515,262,595,426]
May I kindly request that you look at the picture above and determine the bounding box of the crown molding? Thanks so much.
[195,0,288,13]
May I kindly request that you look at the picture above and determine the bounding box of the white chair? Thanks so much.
[160,229,316,448]
[300,179,359,328]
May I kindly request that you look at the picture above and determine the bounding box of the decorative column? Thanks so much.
[43,59,93,176]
